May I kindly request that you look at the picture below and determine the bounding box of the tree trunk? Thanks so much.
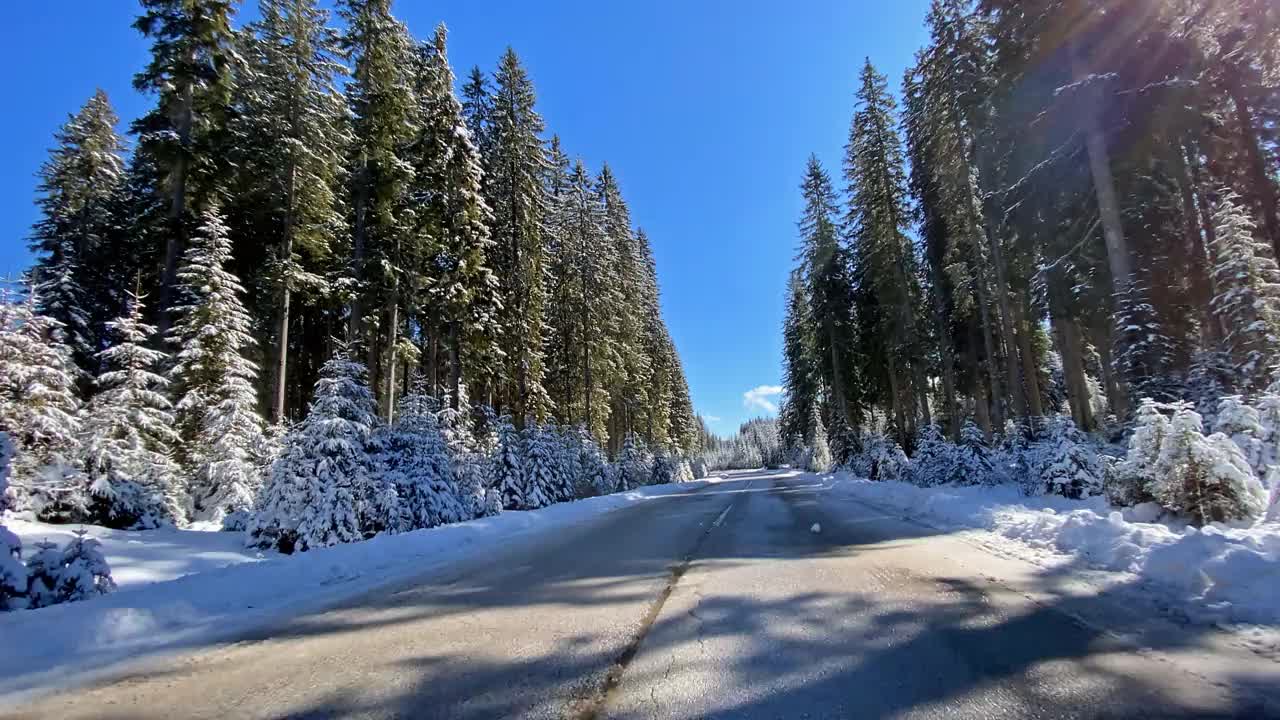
[973,274,1006,430]
[448,321,462,411]
[157,79,195,334]
[1070,41,1132,419]
[272,165,298,424]
[969,339,993,441]
[1094,324,1123,421]
[348,152,369,344]
[1052,314,1092,430]
[1176,141,1218,346]
[1013,300,1044,417]
[1189,145,1228,342]
[825,318,847,423]
[383,299,399,423]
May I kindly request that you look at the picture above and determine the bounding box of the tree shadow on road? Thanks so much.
[25,475,1280,719]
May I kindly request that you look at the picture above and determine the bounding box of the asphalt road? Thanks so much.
[4,471,1277,719]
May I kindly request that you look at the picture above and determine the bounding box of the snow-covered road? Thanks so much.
[4,471,1278,719]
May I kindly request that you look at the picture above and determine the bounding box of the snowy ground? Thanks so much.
[0,480,715,701]
[828,473,1280,653]
[7,518,270,589]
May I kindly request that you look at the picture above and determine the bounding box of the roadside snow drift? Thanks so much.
[0,481,708,700]
[830,475,1280,627]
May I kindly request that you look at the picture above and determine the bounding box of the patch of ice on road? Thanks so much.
[0,480,711,702]
[810,523,822,534]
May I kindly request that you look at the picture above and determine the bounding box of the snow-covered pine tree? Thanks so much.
[1033,416,1103,498]
[80,293,183,528]
[1210,190,1280,390]
[806,404,833,473]
[377,391,461,530]
[550,424,580,502]
[1150,403,1268,524]
[615,432,652,491]
[949,420,995,485]
[0,287,84,518]
[23,529,116,609]
[1112,279,1181,403]
[519,423,556,510]
[493,416,526,510]
[908,423,951,487]
[437,404,496,520]
[575,425,612,497]
[169,207,266,526]
[248,349,379,553]
[28,89,127,374]
[1214,396,1267,478]
[54,529,116,607]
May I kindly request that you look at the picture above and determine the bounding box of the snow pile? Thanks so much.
[832,475,1280,626]
[0,481,708,697]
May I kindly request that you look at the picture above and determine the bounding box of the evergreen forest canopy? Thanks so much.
[1,0,698,537]
[779,0,1280,457]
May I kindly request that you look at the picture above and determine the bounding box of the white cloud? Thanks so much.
[742,385,783,414]
[704,414,722,423]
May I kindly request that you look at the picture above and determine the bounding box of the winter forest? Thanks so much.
[767,0,1280,525]
[1,0,704,608]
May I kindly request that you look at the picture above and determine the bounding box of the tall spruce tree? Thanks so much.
[846,59,925,444]
[169,208,266,524]
[234,0,350,423]
[339,0,419,414]
[29,90,128,374]
[131,0,238,326]
[487,49,552,425]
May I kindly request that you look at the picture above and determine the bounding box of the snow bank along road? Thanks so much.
[4,470,1278,719]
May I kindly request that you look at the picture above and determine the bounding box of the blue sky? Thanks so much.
[0,1,931,435]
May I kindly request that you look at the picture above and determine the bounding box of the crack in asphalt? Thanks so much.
[568,483,745,719]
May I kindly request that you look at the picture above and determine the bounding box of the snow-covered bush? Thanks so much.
[855,432,909,481]
[907,424,952,487]
[993,419,1037,491]
[1254,393,1280,469]
[376,392,462,530]
[248,350,379,553]
[571,426,612,498]
[437,405,498,520]
[1214,396,1266,478]
[1,433,26,611]
[948,421,995,485]
[804,406,833,473]
[1150,403,1268,525]
[691,457,709,480]
[22,529,115,609]
[1032,417,1104,499]
[1265,467,1280,522]
[616,432,653,491]
[651,452,693,485]
[1106,399,1169,507]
